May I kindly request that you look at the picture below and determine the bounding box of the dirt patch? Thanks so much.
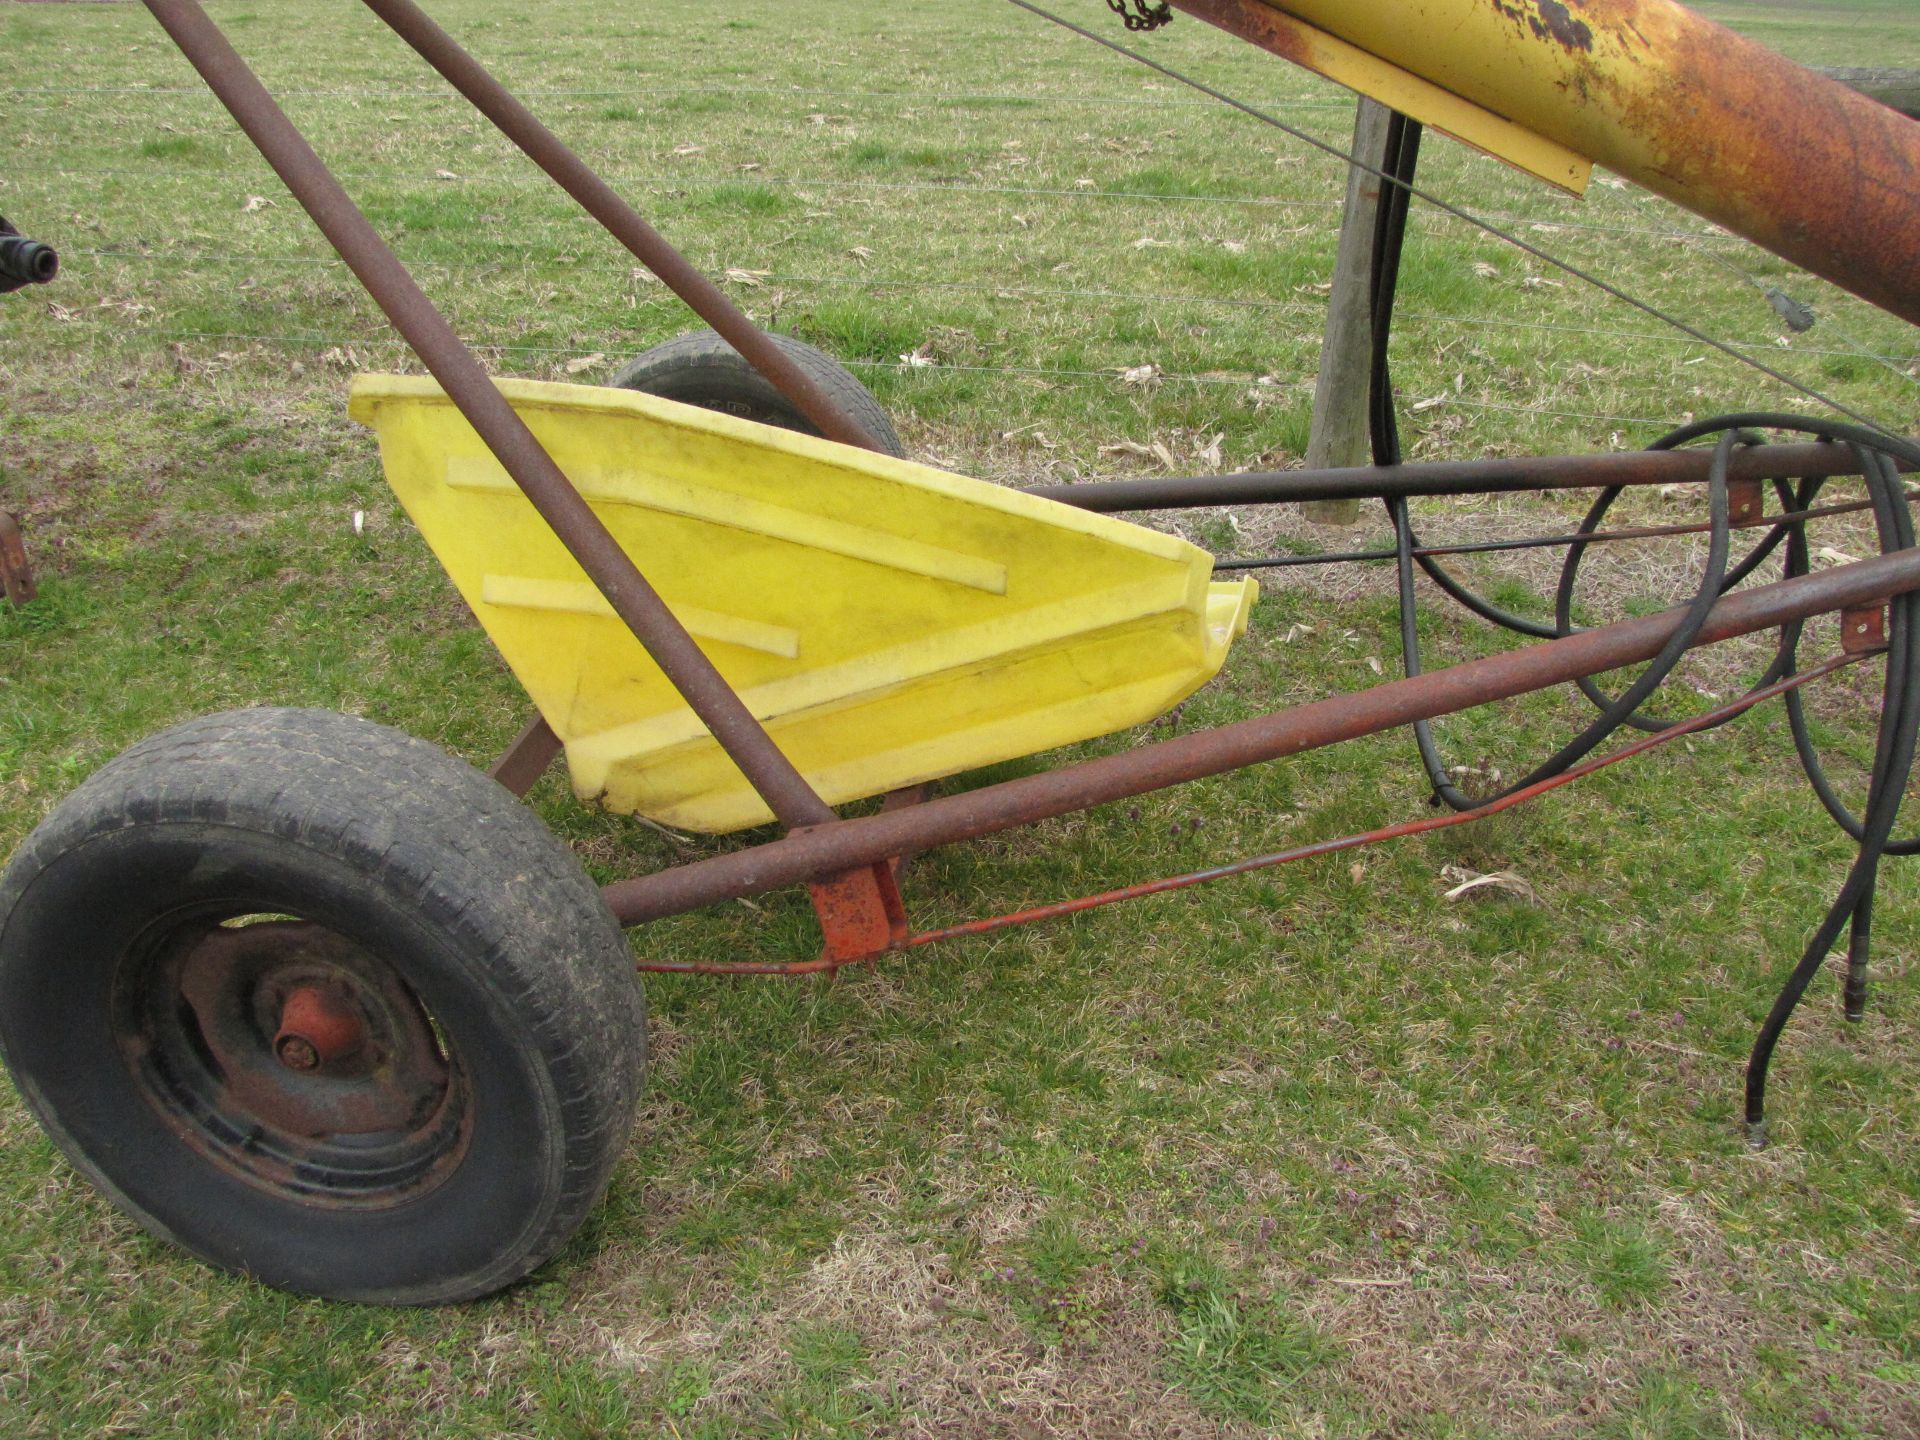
[593,1227,1252,1439]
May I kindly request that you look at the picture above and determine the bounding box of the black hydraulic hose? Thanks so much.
[1169,91,1920,1140]
[1743,426,1920,1141]
[1364,113,1420,474]
[1554,433,1798,736]
[1392,430,1738,808]
[1785,448,1920,856]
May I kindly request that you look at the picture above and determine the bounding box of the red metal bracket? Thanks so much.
[0,511,36,607]
[807,859,909,967]
[1727,477,1764,526]
[1840,602,1888,654]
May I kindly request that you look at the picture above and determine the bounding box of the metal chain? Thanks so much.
[1104,0,1173,32]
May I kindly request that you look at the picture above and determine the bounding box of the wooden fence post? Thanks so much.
[1303,97,1394,525]
[1299,74,1911,529]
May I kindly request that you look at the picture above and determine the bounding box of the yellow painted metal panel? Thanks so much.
[349,375,1257,833]
[1174,1,1590,193]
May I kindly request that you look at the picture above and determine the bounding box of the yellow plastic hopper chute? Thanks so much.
[351,375,1257,833]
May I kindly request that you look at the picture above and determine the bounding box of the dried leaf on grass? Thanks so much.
[1439,865,1536,902]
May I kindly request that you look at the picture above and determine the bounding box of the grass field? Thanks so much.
[2,0,1919,1435]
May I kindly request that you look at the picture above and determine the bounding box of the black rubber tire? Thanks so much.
[0,707,645,1305]
[608,328,908,457]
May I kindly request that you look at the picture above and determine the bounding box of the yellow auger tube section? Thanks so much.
[1169,0,1920,327]
[350,375,1256,834]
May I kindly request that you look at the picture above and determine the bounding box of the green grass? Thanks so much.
[2,0,1919,1436]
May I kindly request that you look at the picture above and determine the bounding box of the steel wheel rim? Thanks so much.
[111,913,472,1208]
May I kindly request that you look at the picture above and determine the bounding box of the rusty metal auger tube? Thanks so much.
[139,0,837,831]
[1165,0,1920,326]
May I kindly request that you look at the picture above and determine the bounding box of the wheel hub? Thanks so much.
[116,917,471,1205]
[273,983,366,1071]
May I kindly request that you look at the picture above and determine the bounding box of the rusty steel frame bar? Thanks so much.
[140,0,837,832]
[1215,490,1920,573]
[602,547,1920,925]
[639,647,1876,973]
[0,511,35,608]
[1024,442,1919,514]
[355,0,888,456]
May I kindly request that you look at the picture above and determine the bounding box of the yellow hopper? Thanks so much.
[350,375,1257,833]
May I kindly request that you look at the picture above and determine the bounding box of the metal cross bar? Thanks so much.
[602,547,1920,923]
[1024,442,1919,513]
[140,0,839,831]
[357,0,891,455]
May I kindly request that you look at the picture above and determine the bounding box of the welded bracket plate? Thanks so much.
[807,857,909,966]
[1728,478,1764,526]
[1841,603,1888,655]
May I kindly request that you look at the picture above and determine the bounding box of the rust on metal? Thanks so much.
[275,984,368,1070]
[172,922,448,1138]
[878,783,936,880]
[141,0,836,832]
[804,860,909,966]
[1498,0,1593,55]
[0,510,36,607]
[488,714,563,797]
[603,547,1920,925]
[1168,0,1920,326]
[1840,603,1888,655]
[1023,442,1915,513]
[1727,477,1764,527]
